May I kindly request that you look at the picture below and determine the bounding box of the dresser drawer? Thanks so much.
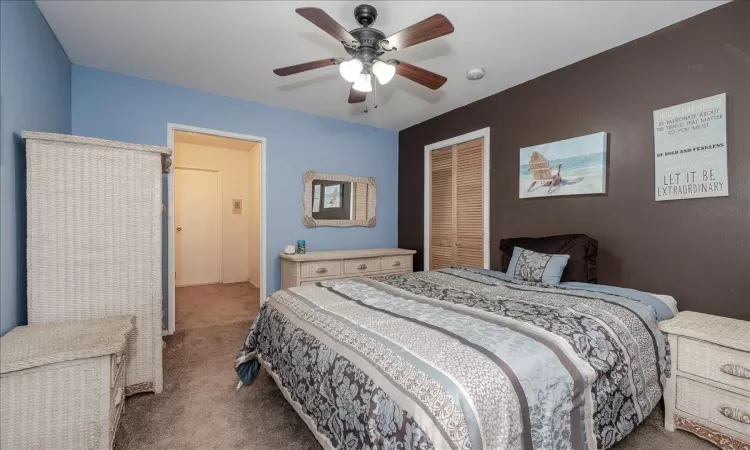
[676,377,750,438]
[380,255,412,271]
[678,337,750,392]
[300,260,342,279]
[344,258,381,275]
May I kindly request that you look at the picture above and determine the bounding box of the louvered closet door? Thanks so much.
[429,138,484,270]
[430,147,455,270]
[455,139,484,267]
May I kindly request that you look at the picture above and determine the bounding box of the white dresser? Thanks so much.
[280,248,416,288]
[659,311,750,450]
[0,316,134,450]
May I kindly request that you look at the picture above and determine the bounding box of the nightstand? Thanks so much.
[659,311,750,450]
[0,316,134,449]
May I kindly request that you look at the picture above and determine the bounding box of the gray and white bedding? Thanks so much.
[236,267,673,450]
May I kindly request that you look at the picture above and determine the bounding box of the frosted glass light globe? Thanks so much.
[352,73,373,93]
[339,59,363,83]
[372,61,396,85]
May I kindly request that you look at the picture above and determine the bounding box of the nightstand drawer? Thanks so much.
[300,261,342,279]
[678,337,750,392]
[676,377,750,438]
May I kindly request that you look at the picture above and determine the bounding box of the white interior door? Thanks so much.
[175,168,220,287]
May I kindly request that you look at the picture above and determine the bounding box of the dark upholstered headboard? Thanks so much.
[499,234,598,283]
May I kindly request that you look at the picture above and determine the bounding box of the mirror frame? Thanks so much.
[303,171,377,228]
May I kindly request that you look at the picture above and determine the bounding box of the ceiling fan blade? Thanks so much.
[394,61,447,90]
[383,14,454,51]
[348,85,367,104]
[296,7,358,47]
[273,58,337,76]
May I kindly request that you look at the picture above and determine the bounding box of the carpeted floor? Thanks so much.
[115,282,713,450]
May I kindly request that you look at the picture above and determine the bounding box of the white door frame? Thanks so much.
[167,123,267,335]
[174,166,222,287]
[423,127,491,271]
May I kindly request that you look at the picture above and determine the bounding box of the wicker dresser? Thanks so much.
[659,311,750,450]
[0,316,134,450]
[22,132,171,395]
[280,248,416,288]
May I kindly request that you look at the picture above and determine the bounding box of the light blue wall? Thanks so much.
[0,1,71,335]
[71,66,398,324]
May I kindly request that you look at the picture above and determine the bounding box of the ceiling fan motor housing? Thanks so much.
[346,28,386,63]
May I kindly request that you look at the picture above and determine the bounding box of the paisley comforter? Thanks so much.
[236,268,672,450]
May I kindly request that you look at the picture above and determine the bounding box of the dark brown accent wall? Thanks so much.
[398,2,750,320]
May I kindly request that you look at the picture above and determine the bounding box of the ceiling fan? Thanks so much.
[273,4,454,106]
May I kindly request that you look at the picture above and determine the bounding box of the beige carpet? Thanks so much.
[115,282,714,450]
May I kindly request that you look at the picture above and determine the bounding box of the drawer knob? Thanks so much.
[717,406,750,424]
[357,264,367,270]
[316,267,328,274]
[392,261,401,267]
[720,364,750,379]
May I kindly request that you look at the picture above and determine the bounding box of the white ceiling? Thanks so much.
[38,1,725,131]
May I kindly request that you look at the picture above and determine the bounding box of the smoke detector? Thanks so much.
[466,68,485,81]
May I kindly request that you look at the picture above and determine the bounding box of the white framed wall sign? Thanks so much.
[653,93,728,201]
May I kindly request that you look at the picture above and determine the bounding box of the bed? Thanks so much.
[236,267,675,450]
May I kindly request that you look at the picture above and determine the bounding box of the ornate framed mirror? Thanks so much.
[303,171,377,228]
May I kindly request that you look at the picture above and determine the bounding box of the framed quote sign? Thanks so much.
[653,93,727,201]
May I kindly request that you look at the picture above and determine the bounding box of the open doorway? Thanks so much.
[166,124,266,335]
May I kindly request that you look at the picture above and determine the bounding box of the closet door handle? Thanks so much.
[176,227,182,232]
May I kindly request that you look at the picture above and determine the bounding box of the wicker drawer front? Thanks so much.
[676,377,750,438]
[300,261,342,279]
[344,258,381,275]
[380,255,412,271]
[678,337,750,392]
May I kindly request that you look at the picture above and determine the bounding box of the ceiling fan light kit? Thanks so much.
[273,4,454,107]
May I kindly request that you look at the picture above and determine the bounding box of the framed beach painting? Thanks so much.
[519,132,607,199]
